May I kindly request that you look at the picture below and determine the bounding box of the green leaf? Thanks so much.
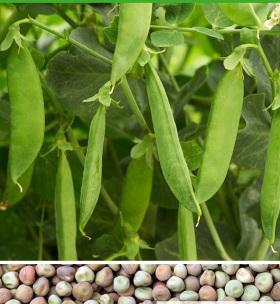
[192,27,224,40]
[202,4,233,28]
[104,16,119,44]
[155,233,179,260]
[150,30,184,47]
[164,4,195,24]
[233,94,271,170]
[138,49,151,67]
[224,47,246,70]
[272,93,280,111]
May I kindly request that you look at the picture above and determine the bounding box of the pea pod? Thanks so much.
[79,105,106,236]
[111,3,152,85]
[120,156,153,233]
[145,63,201,216]
[261,73,280,244]
[7,44,45,187]
[196,65,244,203]
[55,150,77,260]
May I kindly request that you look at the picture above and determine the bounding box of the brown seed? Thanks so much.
[30,297,47,304]
[185,276,200,291]
[57,266,76,282]
[108,292,119,302]
[62,300,76,304]
[95,267,113,288]
[7,265,24,272]
[0,288,12,303]
[271,282,280,300]
[87,265,104,271]
[121,265,138,275]
[51,276,60,285]
[152,284,171,301]
[33,277,50,296]
[199,286,217,301]
[35,265,56,278]
[15,284,34,303]
[186,265,202,276]
[200,270,215,286]
[155,265,172,281]
[72,282,93,301]
[19,266,36,285]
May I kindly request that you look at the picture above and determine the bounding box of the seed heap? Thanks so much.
[1,264,280,303]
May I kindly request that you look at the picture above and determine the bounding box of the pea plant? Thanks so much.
[0,3,280,261]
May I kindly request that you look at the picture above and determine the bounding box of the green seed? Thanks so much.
[225,280,244,298]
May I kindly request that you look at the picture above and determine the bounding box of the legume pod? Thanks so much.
[111,4,152,85]
[120,156,153,233]
[196,65,244,203]
[79,105,106,236]
[7,44,45,186]
[55,150,77,260]
[145,63,201,215]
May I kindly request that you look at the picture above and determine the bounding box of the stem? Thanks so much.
[178,204,197,260]
[55,5,77,28]
[38,201,46,260]
[100,186,119,216]
[257,41,274,78]
[159,53,180,93]
[121,76,151,133]
[249,4,263,28]
[254,236,269,260]
[201,202,232,260]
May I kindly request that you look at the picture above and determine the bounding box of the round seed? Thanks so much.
[241,284,260,301]
[271,268,280,282]
[151,284,171,300]
[35,265,56,278]
[225,280,243,298]
[179,290,199,301]
[215,271,229,288]
[155,265,172,281]
[15,284,34,303]
[202,264,219,270]
[0,288,12,303]
[30,297,47,304]
[55,281,72,297]
[108,265,120,272]
[6,300,21,304]
[75,266,95,283]
[200,270,215,286]
[221,265,239,275]
[33,277,50,296]
[166,276,184,292]
[72,282,93,301]
[249,264,269,273]
[186,264,202,276]
[139,265,156,274]
[236,267,254,283]
[118,296,136,304]
[173,264,187,279]
[19,266,36,285]
[216,287,226,300]
[255,272,273,293]
[260,295,274,301]
[184,276,200,291]
[133,271,152,287]
[84,300,99,304]
[95,267,113,288]
[121,265,138,275]
[199,285,217,301]
[56,267,76,282]
[48,294,62,304]
[271,281,280,300]
[113,276,130,293]
[99,294,114,304]
[134,287,152,301]
[2,272,19,289]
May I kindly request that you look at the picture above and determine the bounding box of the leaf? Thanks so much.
[192,27,224,40]
[155,233,179,260]
[150,30,184,48]
[202,4,233,28]
[224,47,246,70]
[164,4,195,24]
[233,94,271,170]
[272,93,280,111]
[138,49,151,67]
[104,16,119,44]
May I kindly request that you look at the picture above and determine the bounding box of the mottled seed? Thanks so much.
[179,290,199,301]
[35,265,56,278]
[75,266,95,283]
[113,276,130,293]
[99,294,114,304]
[255,272,273,293]
[19,266,36,285]
[134,287,152,301]
[48,294,62,304]
[241,284,260,301]
[151,284,171,300]
[225,280,243,298]
[2,272,19,289]
[173,265,187,279]
[0,288,12,303]
[155,265,172,281]
[30,297,47,304]
[108,265,120,272]
[72,282,93,301]
[215,271,229,288]
[118,296,136,304]
[95,267,113,288]
[216,287,226,300]
[139,265,156,275]
[121,265,138,275]
[33,277,50,296]
[236,267,254,283]
[186,265,202,277]
[55,281,72,297]
[199,286,217,301]
[15,284,34,303]
[249,264,269,273]
[56,267,76,282]
[200,270,215,286]
[221,265,240,275]
[133,271,152,287]
[184,276,200,291]
[271,268,280,282]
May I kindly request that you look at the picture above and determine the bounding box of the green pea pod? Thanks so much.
[196,65,244,203]
[55,150,77,260]
[145,63,201,216]
[111,3,152,85]
[178,204,197,260]
[219,4,269,26]
[7,44,45,187]
[79,105,106,236]
[3,163,34,207]
[120,156,153,233]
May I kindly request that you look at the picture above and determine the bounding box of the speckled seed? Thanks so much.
[249,264,268,273]
[271,268,280,282]
[173,265,187,279]
[35,265,56,278]
[0,288,12,303]
[48,294,62,304]
[271,281,280,300]
[199,286,217,301]
[200,270,215,286]
[133,271,152,287]
[241,284,260,301]
[215,271,229,288]
[184,276,200,291]
[6,300,21,304]
[216,287,226,300]
[260,295,274,301]
[186,265,202,276]
[255,272,273,293]
[236,267,254,283]
[179,290,199,301]
[2,272,19,289]
[221,265,239,275]
[33,277,50,296]
[166,276,184,292]
[72,282,93,301]
[113,276,130,293]
[139,265,156,274]
[55,281,72,297]
[56,267,76,282]
[134,287,152,301]
[95,267,113,288]
[202,264,219,270]
[84,300,98,304]
[121,265,138,275]
[118,296,136,304]
[30,297,47,304]
[19,266,36,285]
[99,294,114,304]
[15,284,34,303]
[118,284,134,297]
[75,266,95,283]
[155,265,172,281]
[108,264,120,272]
[225,280,243,298]
[152,284,171,300]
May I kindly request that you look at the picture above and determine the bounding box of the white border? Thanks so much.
[0,261,279,264]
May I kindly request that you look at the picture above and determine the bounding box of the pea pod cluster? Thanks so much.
[55,150,77,260]
[111,3,152,85]
[7,44,45,191]
[145,63,201,216]
[196,65,244,203]
[79,105,106,236]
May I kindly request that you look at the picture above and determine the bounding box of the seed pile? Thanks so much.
[1,264,280,303]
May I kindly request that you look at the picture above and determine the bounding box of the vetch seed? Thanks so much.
[95,267,113,288]
[173,264,187,279]
[241,284,260,301]
[271,268,280,282]
[139,265,156,274]
[15,284,34,303]
[225,280,243,298]
[118,296,136,304]
[221,265,239,275]
[113,276,130,293]
[249,264,269,273]
[184,276,200,291]
[215,271,229,288]
[200,270,215,286]
[75,266,95,283]
[271,282,280,300]
[216,287,226,300]
[151,284,171,300]
[186,265,202,277]
[0,288,12,303]
[48,294,62,304]
[72,282,93,301]
[33,277,50,296]
[19,266,36,285]
[2,272,19,289]
[255,272,273,293]
[179,290,199,301]
[155,265,172,281]
[198,285,217,301]
[56,267,75,282]
[35,265,56,278]
[55,281,72,297]
[99,294,114,304]
[134,287,152,301]
[133,271,152,287]
[166,276,184,292]
[236,267,254,283]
